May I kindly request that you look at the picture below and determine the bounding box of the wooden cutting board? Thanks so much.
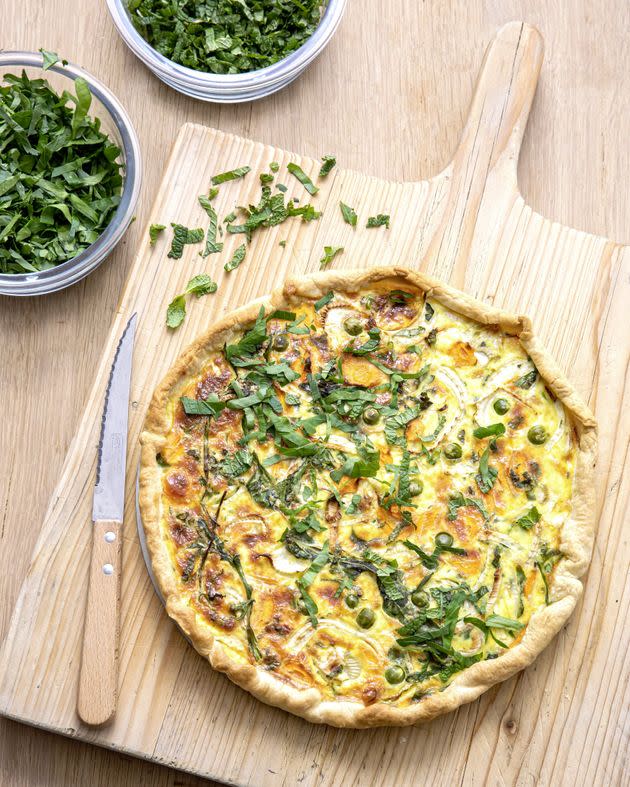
[1,22,628,786]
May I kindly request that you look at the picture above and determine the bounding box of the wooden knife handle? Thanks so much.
[77,519,123,726]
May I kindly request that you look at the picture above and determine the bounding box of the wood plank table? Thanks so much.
[1,1,628,785]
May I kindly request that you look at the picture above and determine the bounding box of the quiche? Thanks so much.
[139,267,596,727]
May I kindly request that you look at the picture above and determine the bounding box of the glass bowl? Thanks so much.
[0,51,142,296]
[106,0,347,103]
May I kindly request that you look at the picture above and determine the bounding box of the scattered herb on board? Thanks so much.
[224,243,246,272]
[211,166,251,186]
[149,224,166,245]
[223,176,320,242]
[319,246,343,269]
[127,0,323,75]
[366,214,390,229]
[287,163,318,195]
[199,198,223,257]
[340,202,357,227]
[319,155,336,178]
[166,273,218,329]
[0,69,123,274]
[167,224,204,259]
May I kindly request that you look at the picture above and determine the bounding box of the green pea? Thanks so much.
[443,442,463,460]
[272,333,289,351]
[345,593,359,609]
[343,317,363,336]
[356,607,375,629]
[435,531,454,548]
[362,406,380,425]
[384,665,406,684]
[493,398,510,415]
[411,590,429,608]
[408,480,423,497]
[528,425,548,445]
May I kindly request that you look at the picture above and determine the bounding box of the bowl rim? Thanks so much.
[0,50,142,295]
[106,0,347,92]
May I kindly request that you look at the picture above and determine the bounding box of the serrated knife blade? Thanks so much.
[92,313,137,522]
[77,312,137,727]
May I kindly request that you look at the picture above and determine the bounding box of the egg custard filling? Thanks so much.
[140,269,595,724]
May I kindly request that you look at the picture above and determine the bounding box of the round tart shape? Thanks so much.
[139,267,596,727]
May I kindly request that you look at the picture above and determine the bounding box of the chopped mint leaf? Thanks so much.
[149,223,166,246]
[366,213,390,229]
[224,243,246,272]
[211,166,251,185]
[319,155,336,177]
[287,163,318,195]
[340,202,357,227]
[319,245,343,269]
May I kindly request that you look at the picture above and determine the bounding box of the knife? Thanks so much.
[77,313,137,726]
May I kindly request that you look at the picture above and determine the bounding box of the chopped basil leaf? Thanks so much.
[0,71,123,273]
[314,291,334,311]
[128,1,323,75]
[345,327,381,356]
[330,447,380,482]
[447,493,489,521]
[420,414,446,443]
[515,506,541,529]
[181,394,226,416]
[476,446,498,494]
[473,422,506,439]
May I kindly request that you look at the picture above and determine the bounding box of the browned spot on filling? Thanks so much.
[170,518,196,546]
[164,470,189,499]
[449,341,477,366]
[198,605,236,631]
[362,680,381,705]
[264,613,292,636]
[203,568,225,601]
[196,362,232,399]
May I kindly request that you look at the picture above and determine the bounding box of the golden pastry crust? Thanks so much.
[139,266,597,728]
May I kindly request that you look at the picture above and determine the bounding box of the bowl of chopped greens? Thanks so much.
[107,0,347,103]
[0,50,141,296]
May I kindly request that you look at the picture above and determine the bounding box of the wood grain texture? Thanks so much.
[77,520,124,727]
[1,2,628,786]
